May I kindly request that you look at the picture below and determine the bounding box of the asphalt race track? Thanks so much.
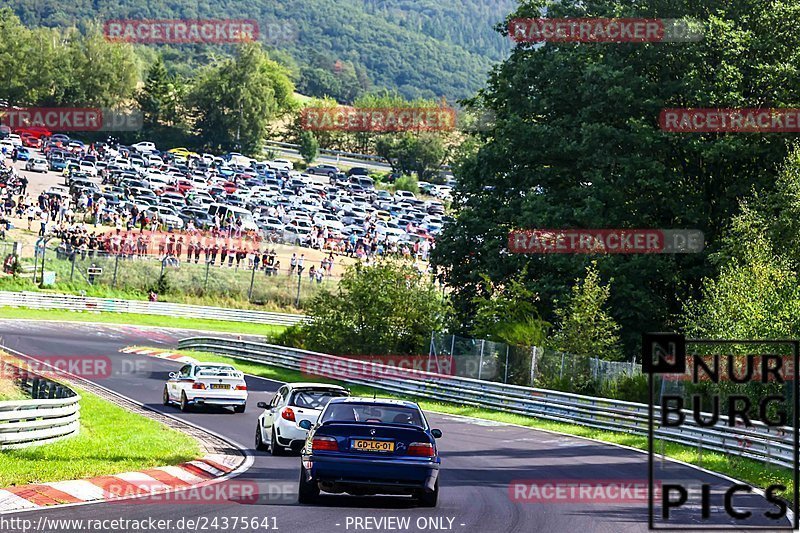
[0,320,792,533]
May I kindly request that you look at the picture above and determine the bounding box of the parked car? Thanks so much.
[347,166,370,177]
[25,157,48,173]
[306,164,340,177]
[131,141,157,154]
[163,362,248,413]
[256,383,349,455]
[14,147,33,161]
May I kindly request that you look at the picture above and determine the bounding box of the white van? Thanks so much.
[207,203,259,232]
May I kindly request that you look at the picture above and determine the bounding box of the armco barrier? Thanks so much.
[178,337,795,469]
[0,359,80,449]
[0,291,307,327]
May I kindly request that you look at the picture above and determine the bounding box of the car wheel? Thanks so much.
[255,423,267,451]
[416,479,439,507]
[298,465,319,504]
[180,392,191,412]
[307,169,315,174]
[327,172,335,178]
[234,403,246,414]
[270,428,283,456]
[162,387,170,406]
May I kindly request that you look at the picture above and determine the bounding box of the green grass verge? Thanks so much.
[177,348,794,501]
[0,384,200,487]
[0,307,288,337]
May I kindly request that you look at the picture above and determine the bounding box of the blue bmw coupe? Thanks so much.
[298,397,442,506]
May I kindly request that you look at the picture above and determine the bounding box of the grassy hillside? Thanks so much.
[10,0,515,102]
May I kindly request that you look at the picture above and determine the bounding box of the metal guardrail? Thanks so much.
[179,337,795,469]
[264,140,452,172]
[0,291,307,327]
[0,359,81,449]
[265,140,386,163]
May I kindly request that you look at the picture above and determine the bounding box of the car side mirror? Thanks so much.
[168,372,177,379]
[257,402,268,409]
[431,429,442,439]
[298,419,313,430]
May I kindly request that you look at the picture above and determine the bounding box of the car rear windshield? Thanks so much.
[321,403,425,427]
[196,365,237,376]
[290,390,347,410]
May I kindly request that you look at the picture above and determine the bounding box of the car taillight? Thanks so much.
[281,407,295,421]
[407,442,435,457]
[312,436,338,451]
[191,382,205,389]
[235,385,247,390]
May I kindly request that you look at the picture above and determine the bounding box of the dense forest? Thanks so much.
[8,0,514,103]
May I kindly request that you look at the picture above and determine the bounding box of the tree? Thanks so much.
[137,57,170,129]
[0,10,137,108]
[299,260,452,355]
[376,132,447,179]
[471,270,550,347]
[549,263,623,361]
[63,26,138,107]
[683,146,800,339]
[191,43,294,155]
[298,130,319,164]
[433,0,800,351]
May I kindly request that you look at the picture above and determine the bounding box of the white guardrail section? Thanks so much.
[179,337,795,468]
[0,291,307,327]
[0,359,81,449]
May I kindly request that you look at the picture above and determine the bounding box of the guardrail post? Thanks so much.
[478,340,485,380]
[559,352,565,379]
[32,243,39,285]
[248,263,256,301]
[504,345,509,384]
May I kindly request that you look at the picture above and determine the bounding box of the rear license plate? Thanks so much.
[352,439,394,452]
[210,384,230,390]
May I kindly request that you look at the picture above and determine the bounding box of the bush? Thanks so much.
[599,373,649,403]
[270,323,308,349]
[300,259,451,355]
[394,175,418,194]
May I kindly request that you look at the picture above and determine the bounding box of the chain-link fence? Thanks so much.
[429,333,535,386]
[430,332,643,392]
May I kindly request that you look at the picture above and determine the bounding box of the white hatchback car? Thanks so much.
[256,383,349,455]
[26,157,48,173]
[163,362,248,413]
